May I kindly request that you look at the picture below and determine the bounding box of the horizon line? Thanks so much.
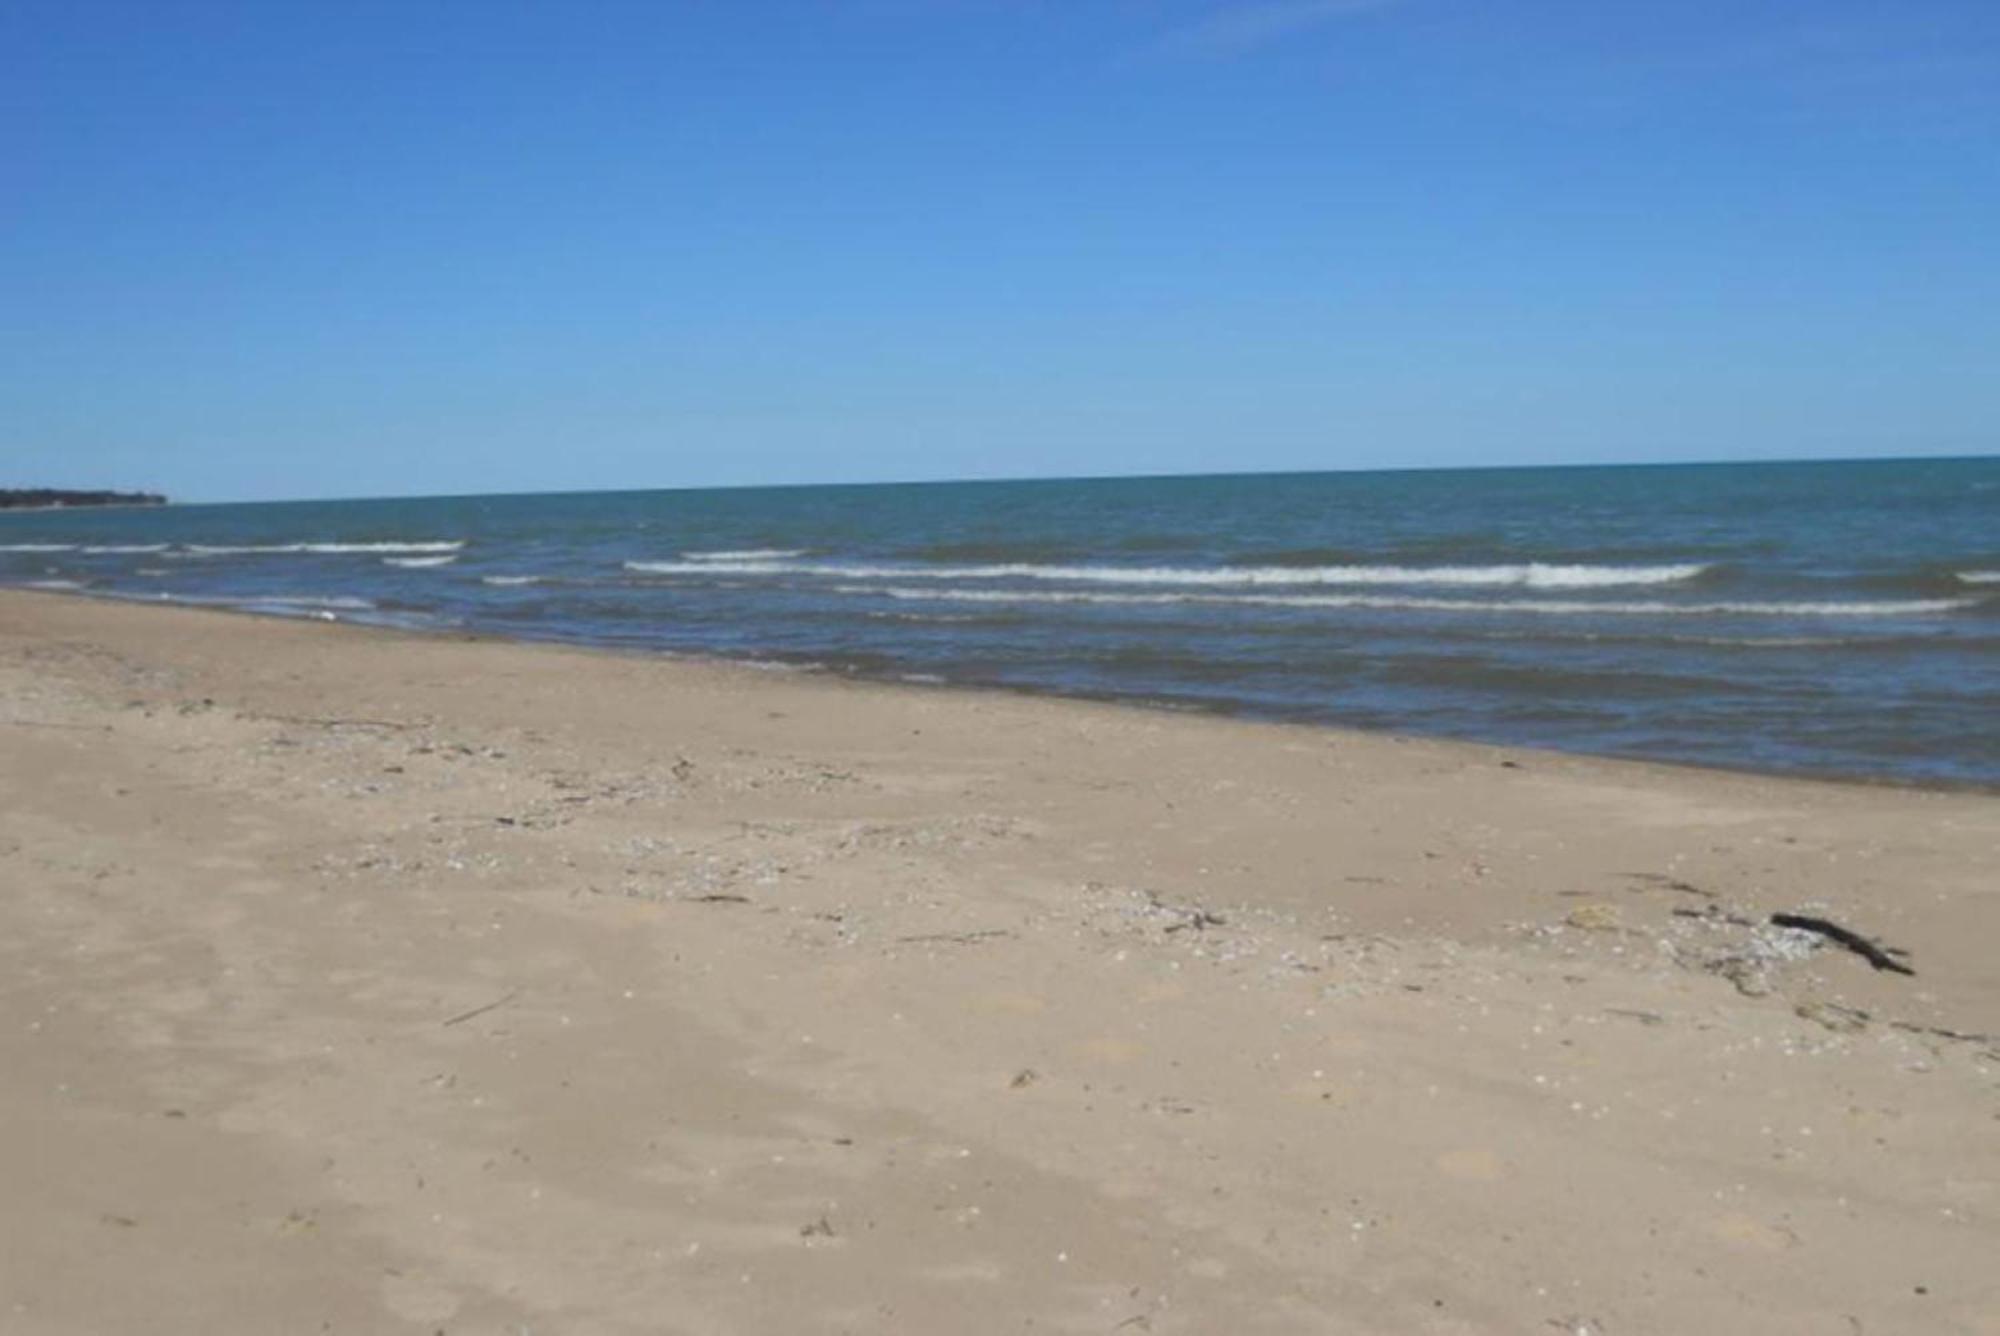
[5,449,1991,512]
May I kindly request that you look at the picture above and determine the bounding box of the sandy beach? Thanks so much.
[2,587,1995,1334]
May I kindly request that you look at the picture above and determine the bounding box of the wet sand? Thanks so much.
[2,588,1996,1334]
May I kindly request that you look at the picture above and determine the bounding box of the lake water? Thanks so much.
[5,457,1996,786]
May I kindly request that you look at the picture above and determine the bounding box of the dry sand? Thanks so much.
[1,588,1995,1334]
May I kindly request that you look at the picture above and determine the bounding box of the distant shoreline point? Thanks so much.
[0,489,168,511]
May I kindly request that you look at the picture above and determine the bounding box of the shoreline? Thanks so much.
[26,582,2000,798]
[3,587,1995,1333]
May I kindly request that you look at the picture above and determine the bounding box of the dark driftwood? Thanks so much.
[1770,913,1915,976]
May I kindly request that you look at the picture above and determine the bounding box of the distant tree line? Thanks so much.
[0,488,167,510]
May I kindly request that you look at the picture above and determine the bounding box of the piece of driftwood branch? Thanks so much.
[1770,913,1914,976]
[1622,872,1717,899]
[260,714,417,731]
[1671,906,1757,927]
[1163,910,1226,934]
[1890,1020,1997,1048]
[895,928,1013,945]
[1142,890,1225,933]
[441,990,519,1027]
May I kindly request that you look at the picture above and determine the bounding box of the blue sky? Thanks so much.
[4,1,1996,501]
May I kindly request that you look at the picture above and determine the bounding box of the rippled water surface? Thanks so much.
[5,458,1996,784]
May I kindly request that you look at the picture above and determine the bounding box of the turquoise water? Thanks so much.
[4,457,1996,785]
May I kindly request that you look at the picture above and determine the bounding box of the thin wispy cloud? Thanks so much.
[1137,0,1401,63]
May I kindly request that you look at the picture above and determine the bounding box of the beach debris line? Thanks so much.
[1769,913,1915,976]
[1142,890,1226,934]
[1789,1003,1999,1057]
[1659,902,1917,995]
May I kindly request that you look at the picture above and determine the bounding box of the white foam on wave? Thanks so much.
[23,578,84,589]
[184,544,305,555]
[627,558,1711,589]
[184,540,464,555]
[481,574,543,586]
[169,593,377,611]
[1958,570,2000,585]
[384,554,458,568]
[833,585,1979,618]
[0,543,76,552]
[82,543,170,553]
[680,548,808,561]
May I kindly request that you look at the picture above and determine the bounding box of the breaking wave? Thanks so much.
[184,541,464,555]
[626,559,1713,590]
[164,593,376,611]
[830,585,1979,618]
[680,548,808,561]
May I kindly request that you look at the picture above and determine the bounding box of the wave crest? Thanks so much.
[626,558,1713,589]
[185,541,464,555]
[830,585,1978,618]
[680,548,808,561]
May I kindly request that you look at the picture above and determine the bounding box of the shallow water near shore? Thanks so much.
[4,456,1996,784]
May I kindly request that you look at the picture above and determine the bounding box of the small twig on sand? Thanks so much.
[1770,913,1915,976]
[1603,1008,1667,1027]
[1889,1020,1997,1050]
[1163,911,1226,934]
[1671,906,1757,927]
[688,893,750,904]
[442,990,519,1027]
[1623,872,1717,899]
[895,929,1014,945]
[259,714,417,732]
[1143,889,1226,934]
